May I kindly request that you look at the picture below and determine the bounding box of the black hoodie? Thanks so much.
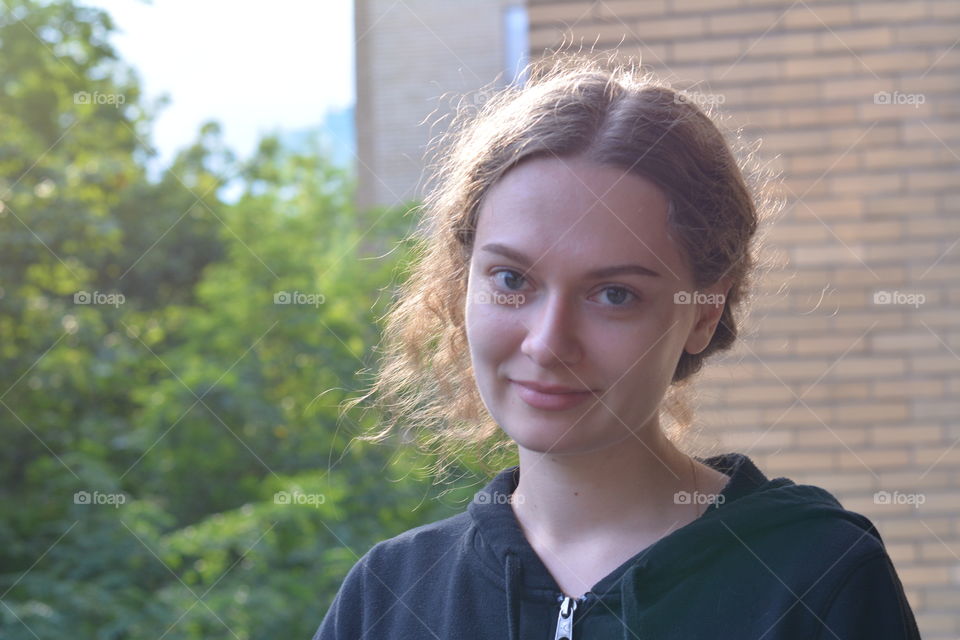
[311,452,921,639]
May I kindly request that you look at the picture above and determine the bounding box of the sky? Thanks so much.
[82,0,355,171]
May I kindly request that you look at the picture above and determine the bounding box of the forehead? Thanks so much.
[475,155,689,282]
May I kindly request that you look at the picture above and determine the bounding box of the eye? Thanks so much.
[490,269,528,291]
[592,286,639,307]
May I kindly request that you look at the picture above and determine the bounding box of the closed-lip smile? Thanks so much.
[510,379,594,394]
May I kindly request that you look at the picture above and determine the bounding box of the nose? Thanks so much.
[520,291,583,367]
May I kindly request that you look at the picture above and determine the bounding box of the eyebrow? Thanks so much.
[480,243,662,279]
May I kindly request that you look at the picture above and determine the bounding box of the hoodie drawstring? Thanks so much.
[505,551,522,640]
[620,564,640,640]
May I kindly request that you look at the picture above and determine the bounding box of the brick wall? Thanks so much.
[355,0,520,211]
[527,0,960,635]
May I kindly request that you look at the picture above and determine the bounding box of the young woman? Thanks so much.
[312,53,920,640]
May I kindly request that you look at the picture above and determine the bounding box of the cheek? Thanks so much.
[466,299,520,364]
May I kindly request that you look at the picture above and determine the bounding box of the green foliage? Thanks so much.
[0,1,473,638]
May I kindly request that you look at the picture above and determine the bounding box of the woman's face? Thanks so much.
[464,155,727,455]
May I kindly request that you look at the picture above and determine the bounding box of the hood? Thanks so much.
[466,452,882,640]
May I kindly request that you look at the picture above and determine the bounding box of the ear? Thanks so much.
[683,278,732,356]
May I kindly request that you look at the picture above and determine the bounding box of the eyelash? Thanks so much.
[488,268,641,308]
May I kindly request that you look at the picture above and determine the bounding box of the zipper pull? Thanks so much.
[553,595,577,640]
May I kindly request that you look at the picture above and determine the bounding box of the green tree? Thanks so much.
[1,1,469,638]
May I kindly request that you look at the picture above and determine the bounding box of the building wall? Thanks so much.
[526,0,960,636]
[355,0,523,211]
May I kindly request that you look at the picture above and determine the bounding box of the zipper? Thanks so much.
[553,592,590,640]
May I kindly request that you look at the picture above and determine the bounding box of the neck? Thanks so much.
[510,420,700,548]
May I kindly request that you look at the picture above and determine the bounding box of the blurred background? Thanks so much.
[1,0,958,638]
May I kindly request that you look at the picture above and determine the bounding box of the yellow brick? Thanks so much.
[870,332,941,352]
[595,0,668,20]
[745,79,821,103]
[912,356,960,375]
[816,26,894,53]
[914,446,960,466]
[794,197,863,219]
[896,23,960,46]
[834,402,909,424]
[766,451,838,471]
[907,216,960,237]
[801,471,875,492]
[861,147,938,169]
[802,382,871,402]
[793,426,869,448]
[725,107,784,129]
[833,220,903,241]
[858,51,932,74]
[766,358,838,380]
[885,542,918,565]
[633,15,707,40]
[784,105,858,127]
[902,120,960,143]
[931,2,960,18]
[719,428,792,450]
[768,222,830,243]
[830,172,904,195]
[872,379,944,397]
[783,55,855,78]
[872,424,942,445]
[792,244,866,266]
[864,196,936,217]
[908,170,959,191]
[707,9,780,35]
[878,469,953,491]
[897,565,953,586]
[762,129,829,152]
[670,0,743,11]
[672,37,744,62]
[783,4,855,28]
[527,2,596,24]
[710,59,781,83]
[838,448,911,469]
[793,335,868,356]
[833,310,907,331]
[832,357,906,378]
[868,241,945,262]
[822,77,890,101]
[761,404,831,427]
[919,542,960,563]
[854,2,928,22]
[828,123,899,148]
[881,516,952,539]
[832,266,905,286]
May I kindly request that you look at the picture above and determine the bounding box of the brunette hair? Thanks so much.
[341,51,776,479]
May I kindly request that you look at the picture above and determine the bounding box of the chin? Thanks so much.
[502,419,619,456]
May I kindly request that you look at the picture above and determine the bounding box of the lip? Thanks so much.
[510,380,596,411]
[510,379,595,394]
